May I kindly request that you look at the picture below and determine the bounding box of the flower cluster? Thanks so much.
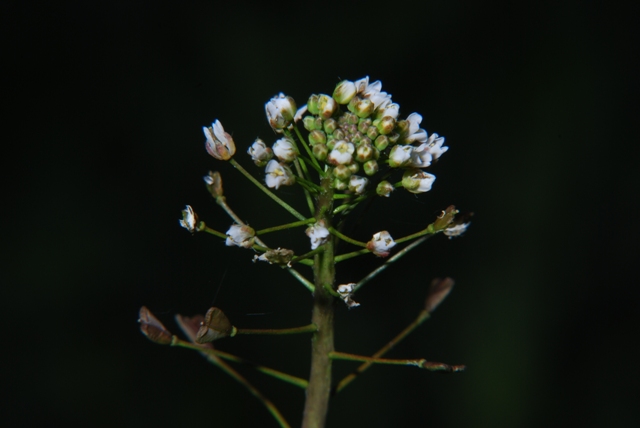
[253,76,448,195]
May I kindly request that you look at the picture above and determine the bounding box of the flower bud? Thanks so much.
[303,115,316,131]
[375,116,396,135]
[333,128,346,141]
[374,135,389,151]
[376,103,400,120]
[333,164,352,181]
[323,118,338,134]
[354,98,374,118]
[265,93,296,131]
[333,177,349,191]
[402,169,436,193]
[376,180,394,197]
[367,125,379,140]
[307,94,320,115]
[226,224,256,248]
[247,138,273,167]
[356,141,374,163]
[348,175,368,194]
[309,130,327,145]
[357,118,371,134]
[139,306,174,345]
[312,143,328,161]
[363,160,378,176]
[196,307,236,343]
[367,231,396,257]
[425,278,455,313]
[204,171,224,198]
[272,137,297,163]
[388,145,413,168]
[348,161,359,174]
[333,80,357,104]
[306,220,330,250]
[204,120,236,161]
[318,94,338,119]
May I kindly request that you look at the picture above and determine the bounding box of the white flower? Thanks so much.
[443,222,470,239]
[272,138,297,163]
[367,231,396,257]
[405,113,428,144]
[327,140,355,165]
[426,133,448,161]
[247,138,273,166]
[354,76,392,110]
[204,120,236,160]
[348,175,368,195]
[179,205,198,233]
[376,103,400,120]
[408,143,433,168]
[388,144,414,167]
[305,221,330,250]
[265,160,295,189]
[265,93,296,131]
[225,224,255,248]
[337,283,360,308]
[402,169,436,193]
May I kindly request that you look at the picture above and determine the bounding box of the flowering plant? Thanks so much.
[140,76,470,428]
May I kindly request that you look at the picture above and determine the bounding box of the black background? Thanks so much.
[4,1,639,427]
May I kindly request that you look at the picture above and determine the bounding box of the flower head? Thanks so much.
[402,169,436,193]
[179,205,198,233]
[305,221,330,250]
[265,93,296,131]
[367,231,396,257]
[265,160,295,189]
[247,138,273,167]
[225,224,256,248]
[272,138,297,163]
[204,120,236,160]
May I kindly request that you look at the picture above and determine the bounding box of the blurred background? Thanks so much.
[4,1,639,427]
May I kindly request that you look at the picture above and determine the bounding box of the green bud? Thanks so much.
[376,180,394,197]
[351,132,363,145]
[314,116,324,130]
[388,132,400,145]
[309,129,327,145]
[333,80,357,104]
[348,162,359,174]
[303,115,316,131]
[333,128,346,141]
[333,177,349,191]
[324,118,338,134]
[357,118,371,134]
[363,160,379,176]
[376,116,396,135]
[374,135,389,151]
[326,136,336,150]
[367,125,379,140]
[307,94,320,115]
[333,164,352,181]
[312,143,328,161]
[346,112,359,125]
[318,94,338,119]
[356,142,374,162]
[395,119,409,136]
[354,98,374,118]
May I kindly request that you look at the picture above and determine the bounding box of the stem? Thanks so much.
[334,310,430,393]
[256,218,316,235]
[353,235,430,292]
[327,227,368,247]
[301,176,335,428]
[236,323,317,335]
[287,268,315,293]
[334,248,370,263]
[230,159,306,221]
[330,351,464,372]
[290,126,323,175]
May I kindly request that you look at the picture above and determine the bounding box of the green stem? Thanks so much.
[230,159,306,221]
[256,218,316,235]
[176,340,308,389]
[330,351,464,372]
[394,223,437,244]
[290,247,325,265]
[287,268,315,293]
[202,225,227,240]
[354,235,430,292]
[328,227,368,247]
[291,126,323,175]
[236,323,317,335]
[334,310,430,393]
[174,340,290,427]
[334,248,370,263]
[301,175,335,428]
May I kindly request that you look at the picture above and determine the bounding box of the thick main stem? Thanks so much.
[301,176,335,428]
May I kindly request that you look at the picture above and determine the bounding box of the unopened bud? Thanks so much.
[356,142,374,163]
[204,171,224,198]
[374,135,389,151]
[375,116,396,135]
[307,94,320,115]
[139,306,174,345]
[367,125,379,140]
[303,115,316,131]
[309,130,327,145]
[318,94,337,119]
[357,118,372,134]
[333,164,352,181]
[196,307,237,343]
[333,177,349,191]
[376,180,394,197]
[333,80,357,104]
[312,143,328,161]
[323,118,338,134]
[433,205,458,230]
[363,160,378,176]
[425,278,455,313]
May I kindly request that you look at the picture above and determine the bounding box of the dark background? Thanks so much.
[4,1,639,427]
